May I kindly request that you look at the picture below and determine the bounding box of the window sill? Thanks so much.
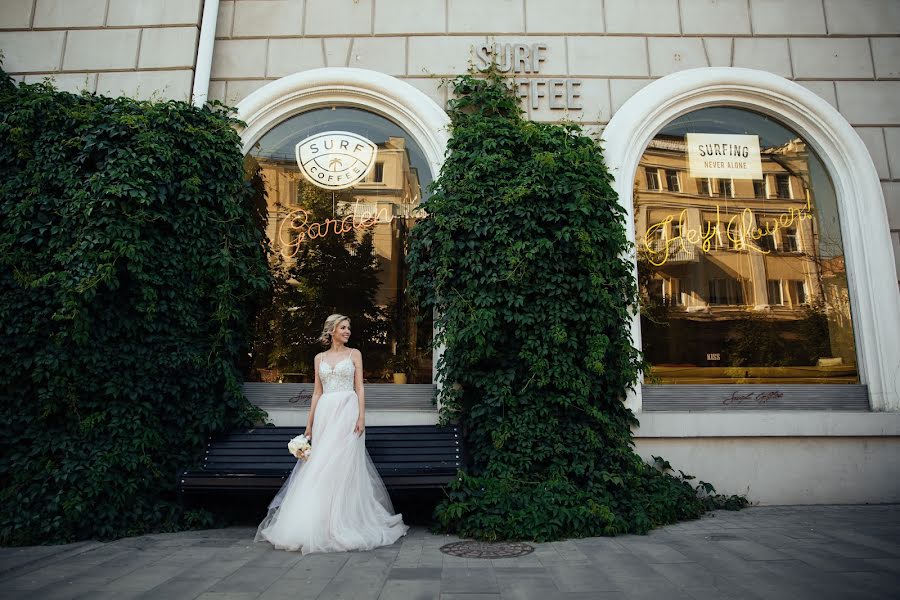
[633,411,900,438]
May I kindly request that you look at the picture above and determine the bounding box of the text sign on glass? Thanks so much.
[687,133,763,180]
[295,131,377,190]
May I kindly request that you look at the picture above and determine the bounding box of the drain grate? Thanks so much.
[706,534,740,541]
[439,541,535,559]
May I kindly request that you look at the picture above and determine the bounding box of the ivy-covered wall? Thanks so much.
[0,68,270,545]
[408,73,744,542]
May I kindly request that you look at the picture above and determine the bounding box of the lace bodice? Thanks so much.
[319,356,355,393]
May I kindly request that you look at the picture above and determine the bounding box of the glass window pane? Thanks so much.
[634,106,858,384]
[245,107,434,384]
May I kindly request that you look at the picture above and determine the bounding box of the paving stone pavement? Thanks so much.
[2,505,899,599]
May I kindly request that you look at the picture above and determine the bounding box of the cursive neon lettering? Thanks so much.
[641,194,812,267]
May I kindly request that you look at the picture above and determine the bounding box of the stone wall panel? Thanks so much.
[885,128,900,180]
[0,31,64,72]
[0,0,34,29]
[733,38,791,78]
[605,0,680,34]
[568,36,648,77]
[34,0,106,28]
[790,38,874,79]
[306,0,371,35]
[823,0,900,35]
[64,29,140,71]
[107,0,202,26]
[681,0,751,35]
[139,28,198,69]
[349,37,406,76]
[855,127,891,180]
[267,38,325,77]
[96,69,193,101]
[648,37,708,77]
[872,38,900,79]
[233,0,303,38]
[836,82,900,125]
[211,38,267,79]
[525,0,604,34]
[375,0,445,34]
[749,0,827,35]
[449,0,524,33]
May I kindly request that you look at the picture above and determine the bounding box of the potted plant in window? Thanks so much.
[388,351,413,384]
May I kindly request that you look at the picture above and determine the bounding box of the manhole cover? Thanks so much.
[439,541,535,559]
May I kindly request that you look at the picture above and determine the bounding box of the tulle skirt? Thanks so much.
[254,389,408,553]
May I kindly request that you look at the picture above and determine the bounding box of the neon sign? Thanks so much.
[641,193,813,267]
[276,200,420,259]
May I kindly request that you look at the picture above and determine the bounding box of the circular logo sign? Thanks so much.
[295,131,378,190]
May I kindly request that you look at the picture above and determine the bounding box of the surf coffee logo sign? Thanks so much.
[295,131,377,190]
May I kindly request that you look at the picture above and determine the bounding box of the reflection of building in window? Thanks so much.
[717,178,733,198]
[753,180,766,198]
[645,167,661,191]
[709,278,745,305]
[697,177,711,196]
[665,169,680,192]
[767,279,785,305]
[633,121,858,384]
[649,276,683,305]
[775,173,791,198]
[704,219,722,248]
[371,161,384,183]
[788,280,808,305]
[781,226,799,252]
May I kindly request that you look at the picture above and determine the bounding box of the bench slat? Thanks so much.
[181,424,463,494]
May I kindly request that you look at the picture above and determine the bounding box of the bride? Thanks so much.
[255,314,409,553]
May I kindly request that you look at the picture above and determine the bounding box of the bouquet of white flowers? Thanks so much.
[287,434,311,461]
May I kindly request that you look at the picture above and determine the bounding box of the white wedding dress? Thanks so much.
[255,356,408,553]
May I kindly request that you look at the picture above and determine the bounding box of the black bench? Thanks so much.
[179,425,462,497]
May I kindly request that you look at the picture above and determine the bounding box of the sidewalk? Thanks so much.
[1,505,898,599]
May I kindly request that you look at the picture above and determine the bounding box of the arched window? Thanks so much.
[233,68,450,395]
[634,107,857,388]
[604,68,900,412]
[245,107,434,384]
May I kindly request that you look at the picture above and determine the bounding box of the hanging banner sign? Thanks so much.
[687,133,762,180]
[295,131,377,190]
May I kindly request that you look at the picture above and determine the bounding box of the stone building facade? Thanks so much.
[2,0,899,505]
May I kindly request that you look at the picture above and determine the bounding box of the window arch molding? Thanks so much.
[233,67,451,182]
[604,67,900,412]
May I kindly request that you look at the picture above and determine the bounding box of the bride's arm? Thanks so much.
[306,353,323,439]
[352,349,365,435]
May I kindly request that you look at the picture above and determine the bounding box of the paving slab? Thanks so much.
[0,505,898,599]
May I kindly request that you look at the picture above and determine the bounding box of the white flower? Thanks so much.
[287,434,312,459]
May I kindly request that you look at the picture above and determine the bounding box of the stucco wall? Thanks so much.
[635,436,900,505]
[0,0,202,100]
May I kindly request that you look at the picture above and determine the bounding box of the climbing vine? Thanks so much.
[0,68,270,545]
[408,71,745,542]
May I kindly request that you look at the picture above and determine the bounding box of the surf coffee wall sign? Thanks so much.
[295,131,377,190]
[474,43,583,111]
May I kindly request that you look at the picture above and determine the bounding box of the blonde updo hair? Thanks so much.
[318,313,350,345]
